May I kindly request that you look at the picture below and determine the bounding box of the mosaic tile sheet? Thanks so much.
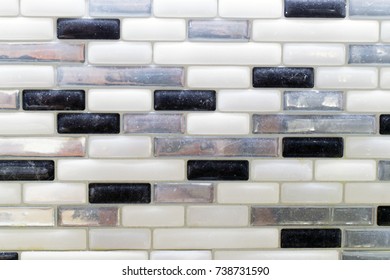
[1,0,390,260]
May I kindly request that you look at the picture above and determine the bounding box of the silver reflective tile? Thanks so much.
[154,183,214,203]
[349,45,390,64]
[332,208,373,225]
[57,67,184,87]
[350,0,390,16]
[0,137,85,157]
[123,114,185,134]
[283,91,343,111]
[58,207,119,227]
[251,207,373,226]
[344,230,390,248]
[253,114,375,134]
[251,207,330,226]
[188,20,249,41]
[0,90,18,109]
[342,251,390,260]
[155,137,278,157]
[378,161,390,180]
[90,0,151,16]
[0,44,84,63]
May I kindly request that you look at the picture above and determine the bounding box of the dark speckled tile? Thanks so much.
[154,90,216,111]
[253,67,314,88]
[284,0,346,18]
[89,183,151,204]
[187,160,249,181]
[57,113,120,134]
[23,90,85,111]
[57,18,120,40]
[0,160,54,181]
[282,137,343,158]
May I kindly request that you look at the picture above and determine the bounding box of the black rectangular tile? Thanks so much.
[23,90,85,111]
[0,252,18,260]
[57,113,120,134]
[0,160,54,181]
[89,183,151,204]
[57,18,120,40]
[253,67,314,88]
[284,0,346,18]
[187,160,249,181]
[281,229,341,248]
[377,206,390,226]
[380,115,390,135]
[282,137,343,158]
[154,90,216,111]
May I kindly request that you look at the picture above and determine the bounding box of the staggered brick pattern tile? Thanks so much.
[0,0,390,260]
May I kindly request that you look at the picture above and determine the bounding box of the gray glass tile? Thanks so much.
[253,114,375,134]
[332,207,373,225]
[123,114,185,134]
[0,90,18,109]
[154,183,214,203]
[344,230,390,248]
[188,20,249,41]
[251,207,330,226]
[349,45,390,64]
[58,207,119,227]
[90,0,151,16]
[0,43,84,63]
[350,0,390,17]
[57,67,184,87]
[378,161,390,180]
[283,91,343,111]
[155,137,278,157]
[342,251,390,260]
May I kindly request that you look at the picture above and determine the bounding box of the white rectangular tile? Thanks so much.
[380,68,390,88]
[0,66,54,87]
[214,250,339,260]
[281,183,343,204]
[21,0,85,16]
[252,160,313,181]
[154,43,281,65]
[21,251,148,260]
[57,159,185,181]
[150,251,212,260]
[89,229,151,250]
[345,183,390,203]
[187,113,250,135]
[0,207,54,226]
[153,0,217,17]
[347,91,390,112]
[0,229,86,250]
[122,18,185,41]
[316,67,378,89]
[0,113,54,135]
[154,228,278,249]
[217,90,281,112]
[88,89,152,112]
[0,18,53,41]
[0,0,18,16]
[88,136,151,158]
[186,206,248,227]
[122,206,184,227]
[219,0,282,18]
[23,183,86,204]
[253,20,379,42]
[283,44,345,65]
[0,183,21,204]
[346,137,390,158]
[217,183,279,204]
[187,66,250,88]
[315,160,376,181]
[88,42,152,65]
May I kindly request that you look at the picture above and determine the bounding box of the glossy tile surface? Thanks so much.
[89,0,151,16]
[282,137,343,158]
[283,91,343,111]
[23,90,85,111]
[154,183,214,203]
[0,160,54,181]
[281,229,342,248]
[58,207,119,227]
[253,67,314,88]
[57,19,120,40]
[57,113,120,134]
[154,90,216,111]
[124,114,184,134]
[89,183,151,204]
[187,160,249,181]
[284,0,346,18]
[188,20,249,41]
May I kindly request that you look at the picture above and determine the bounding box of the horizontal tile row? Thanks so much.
[7,250,390,260]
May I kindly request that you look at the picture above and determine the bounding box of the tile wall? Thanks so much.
[0,0,389,260]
